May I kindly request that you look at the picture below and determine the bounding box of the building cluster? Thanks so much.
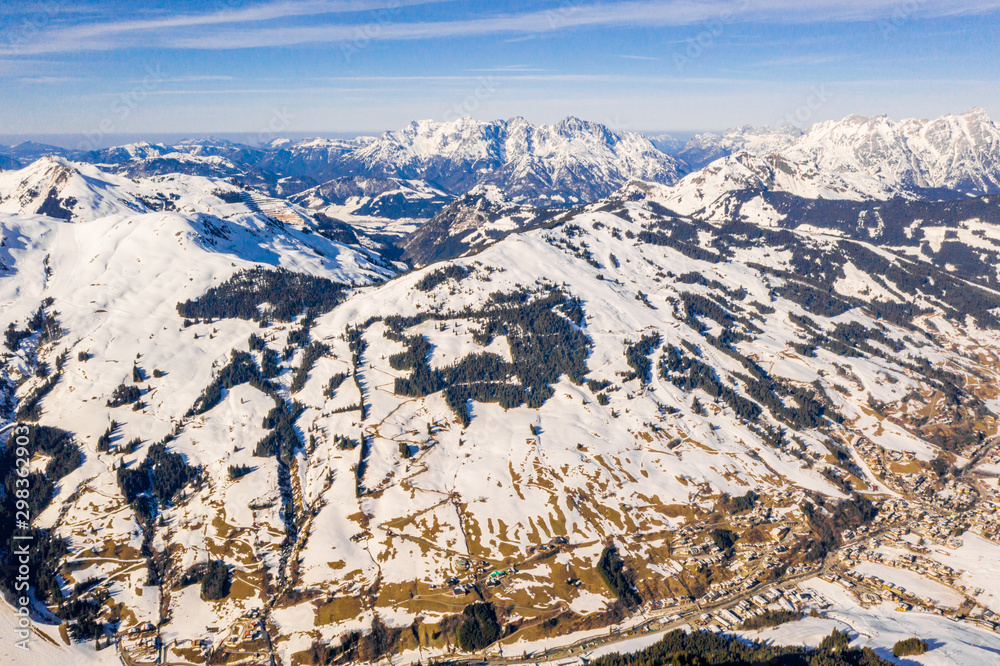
[696,587,826,630]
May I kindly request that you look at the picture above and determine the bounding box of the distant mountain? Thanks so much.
[677,125,803,169]
[66,119,681,208]
[289,175,452,221]
[784,106,1000,196]
[640,108,1000,227]
[332,116,685,205]
[0,141,73,168]
[645,132,685,154]
[399,184,563,266]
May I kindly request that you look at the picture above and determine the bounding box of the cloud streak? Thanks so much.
[5,0,1000,55]
[0,0,444,54]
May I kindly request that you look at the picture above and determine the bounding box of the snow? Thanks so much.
[2,105,1000,664]
[852,562,964,608]
[0,599,114,666]
[747,577,1000,665]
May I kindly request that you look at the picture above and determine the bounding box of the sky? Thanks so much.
[0,0,998,144]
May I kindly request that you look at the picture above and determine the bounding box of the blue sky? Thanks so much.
[1,0,998,142]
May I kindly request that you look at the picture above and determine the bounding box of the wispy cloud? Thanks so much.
[160,75,238,82]
[4,0,1000,54]
[17,76,80,84]
[118,0,1000,50]
[0,0,444,54]
[467,65,550,72]
[617,55,661,61]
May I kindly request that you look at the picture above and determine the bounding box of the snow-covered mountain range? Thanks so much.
[4,107,1000,666]
[1,117,684,209]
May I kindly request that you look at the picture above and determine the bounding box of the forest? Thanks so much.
[0,426,82,605]
[588,628,892,666]
[116,437,200,523]
[385,285,591,426]
[177,266,348,322]
[597,544,641,609]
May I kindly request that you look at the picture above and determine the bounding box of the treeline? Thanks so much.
[589,628,892,666]
[637,223,723,264]
[740,609,801,631]
[660,344,762,422]
[324,372,350,399]
[0,426,82,605]
[290,341,329,393]
[187,350,259,416]
[801,493,878,560]
[107,383,142,408]
[15,369,63,420]
[623,333,661,384]
[660,337,833,430]
[720,490,759,514]
[892,637,928,657]
[456,602,502,651]
[201,560,231,600]
[415,264,470,292]
[176,267,347,323]
[3,299,63,352]
[254,399,305,465]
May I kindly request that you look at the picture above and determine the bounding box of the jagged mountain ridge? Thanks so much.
[333,115,684,205]
[2,117,683,210]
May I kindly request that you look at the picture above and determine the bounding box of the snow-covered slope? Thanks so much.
[6,164,1000,664]
[643,150,884,222]
[399,183,560,265]
[0,156,260,224]
[0,156,168,221]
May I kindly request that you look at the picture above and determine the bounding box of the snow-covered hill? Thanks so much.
[5,106,1000,665]
[6,154,1000,664]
